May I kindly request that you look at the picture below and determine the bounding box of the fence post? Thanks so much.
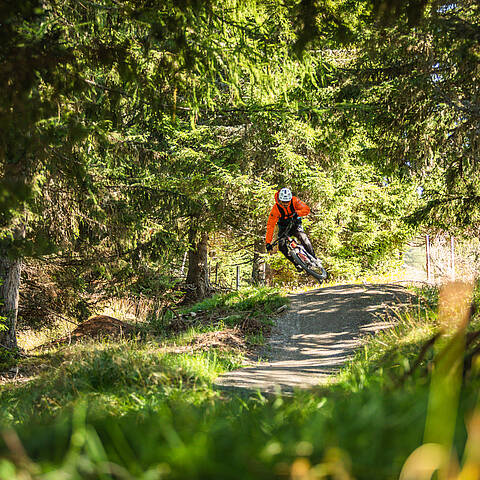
[180,251,188,276]
[450,236,455,280]
[236,266,240,290]
[426,234,432,283]
[206,261,210,289]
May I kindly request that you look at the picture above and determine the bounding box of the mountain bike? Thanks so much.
[271,220,328,283]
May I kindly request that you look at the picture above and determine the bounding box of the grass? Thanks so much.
[17,318,76,352]
[335,302,439,391]
[0,340,243,426]
[335,281,480,392]
[1,388,427,479]
[183,286,287,319]
[1,284,479,479]
[5,374,477,479]
[150,286,288,347]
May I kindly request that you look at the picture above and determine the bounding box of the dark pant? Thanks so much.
[278,223,316,266]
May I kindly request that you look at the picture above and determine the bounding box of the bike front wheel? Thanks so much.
[290,251,328,283]
[303,263,328,282]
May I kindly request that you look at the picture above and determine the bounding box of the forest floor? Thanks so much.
[215,282,418,394]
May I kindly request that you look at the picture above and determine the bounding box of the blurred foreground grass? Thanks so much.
[0,284,479,479]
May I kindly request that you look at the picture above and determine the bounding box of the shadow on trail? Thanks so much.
[215,283,417,395]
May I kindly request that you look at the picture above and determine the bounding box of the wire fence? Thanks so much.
[404,234,480,284]
[170,253,267,291]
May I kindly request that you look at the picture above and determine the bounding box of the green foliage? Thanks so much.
[2,0,480,476]
[312,163,417,278]
[1,361,477,479]
[1,0,428,334]
[341,0,480,231]
[3,286,286,424]
[0,348,16,372]
[337,305,439,391]
[4,0,473,349]
[266,252,305,285]
[0,388,431,479]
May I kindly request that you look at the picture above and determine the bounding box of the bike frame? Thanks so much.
[270,219,327,282]
[271,220,315,268]
[280,236,314,265]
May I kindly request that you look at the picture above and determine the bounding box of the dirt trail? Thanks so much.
[215,283,417,394]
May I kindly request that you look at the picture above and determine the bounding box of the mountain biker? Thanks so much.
[265,188,317,272]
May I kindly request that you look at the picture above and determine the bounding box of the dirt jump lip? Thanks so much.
[214,283,417,396]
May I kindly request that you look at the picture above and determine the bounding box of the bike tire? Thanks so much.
[304,263,328,283]
[291,250,328,283]
[290,250,307,270]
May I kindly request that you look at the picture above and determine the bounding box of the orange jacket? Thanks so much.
[265,191,310,244]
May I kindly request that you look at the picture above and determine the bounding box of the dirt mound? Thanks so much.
[167,328,246,354]
[71,315,134,339]
[190,329,246,351]
[36,315,135,350]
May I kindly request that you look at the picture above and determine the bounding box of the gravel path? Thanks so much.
[215,283,417,395]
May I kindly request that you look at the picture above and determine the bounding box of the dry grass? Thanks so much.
[17,319,76,352]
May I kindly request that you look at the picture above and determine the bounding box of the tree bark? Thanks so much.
[184,226,209,303]
[0,224,25,351]
[0,152,29,352]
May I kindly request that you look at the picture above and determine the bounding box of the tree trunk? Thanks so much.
[0,224,25,351]
[184,227,209,303]
[0,155,29,352]
[251,238,266,285]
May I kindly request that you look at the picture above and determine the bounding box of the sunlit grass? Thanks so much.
[185,286,286,315]
[2,287,286,426]
[17,319,75,352]
[0,339,242,425]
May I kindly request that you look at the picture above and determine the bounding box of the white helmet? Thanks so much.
[278,188,292,202]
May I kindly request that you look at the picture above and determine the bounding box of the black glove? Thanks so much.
[266,243,273,252]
